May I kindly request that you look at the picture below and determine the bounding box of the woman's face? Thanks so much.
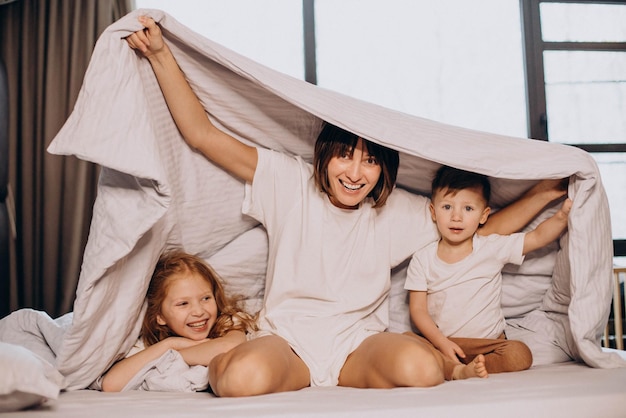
[326,138,382,209]
[156,272,218,340]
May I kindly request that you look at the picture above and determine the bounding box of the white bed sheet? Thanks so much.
[6,358,626,418]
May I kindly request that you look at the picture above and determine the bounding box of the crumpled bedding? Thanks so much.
[91,349,209,392]
[1,8,625,393]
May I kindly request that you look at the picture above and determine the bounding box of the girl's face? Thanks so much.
[156,272,218,340]
[326,138,382,209]
[430,187,490,246]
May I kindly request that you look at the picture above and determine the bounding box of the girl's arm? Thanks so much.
[479,178,568,236]
[125,16,257,183]
[101,336,206,392]
[523,198,571,254]
[178,330,247,366]
[409,291,464,363]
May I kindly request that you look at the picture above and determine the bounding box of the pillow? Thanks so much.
[207,225,268,315]
[0,342,65,412]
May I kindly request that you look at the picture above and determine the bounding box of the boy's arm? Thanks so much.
[479,178,568,236]
[523,198,572,255]
[409,291,464,362]
[178,330,246,366]
[101,336,206,392]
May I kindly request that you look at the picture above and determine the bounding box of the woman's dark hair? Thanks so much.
[313,122,399,208]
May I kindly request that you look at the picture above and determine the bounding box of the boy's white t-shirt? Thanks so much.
[243,148,437,386]
[404,233,525,339]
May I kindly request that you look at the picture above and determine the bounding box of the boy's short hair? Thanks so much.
[432,165,491,204]
[313,122,399,208]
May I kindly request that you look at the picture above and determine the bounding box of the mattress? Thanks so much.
[5,353,626,418]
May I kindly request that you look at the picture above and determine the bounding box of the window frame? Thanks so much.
[520,0,626,256]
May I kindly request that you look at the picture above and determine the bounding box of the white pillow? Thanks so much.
[0,342,65,412]
[207,225,268,315]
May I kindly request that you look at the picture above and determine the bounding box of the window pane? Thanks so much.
[315,0,527,138]
[544,51,626,144]
[593,153,626,240]
[134,0,304,79]
[540,2,626,42]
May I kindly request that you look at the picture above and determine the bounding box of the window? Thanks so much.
[135,0,528,137]
[520,0,626,257]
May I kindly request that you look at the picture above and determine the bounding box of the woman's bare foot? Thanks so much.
[451,354,488,380]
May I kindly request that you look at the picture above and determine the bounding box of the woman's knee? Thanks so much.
[209,347,277,397]
[392,341,445,387]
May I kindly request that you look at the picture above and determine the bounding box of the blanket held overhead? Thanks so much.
[26,8,624,389]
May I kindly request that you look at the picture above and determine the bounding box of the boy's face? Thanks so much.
[430,186,490,245]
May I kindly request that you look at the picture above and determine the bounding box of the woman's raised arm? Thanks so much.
[126,16,257,183]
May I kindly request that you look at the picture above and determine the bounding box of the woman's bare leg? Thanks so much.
[208,335,310,397]
[403,332,488,380]
[338,332,445,388]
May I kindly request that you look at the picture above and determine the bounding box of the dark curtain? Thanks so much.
[0,0,133,318]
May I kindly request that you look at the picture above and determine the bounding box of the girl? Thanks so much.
[101,251,257,392]
[125,16,567,396]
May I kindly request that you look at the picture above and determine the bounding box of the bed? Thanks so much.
[1,8,626,416]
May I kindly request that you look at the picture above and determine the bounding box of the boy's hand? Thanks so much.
[437,338,466,363]
[555,197,573,222]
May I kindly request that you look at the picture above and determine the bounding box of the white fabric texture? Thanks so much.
[120,349,209,392]
[30,8,622,389]
[0,342,65,412]
[3,353,626,418]
[405,233,525,339]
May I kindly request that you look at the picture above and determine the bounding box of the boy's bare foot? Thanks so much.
[451,354,488,380]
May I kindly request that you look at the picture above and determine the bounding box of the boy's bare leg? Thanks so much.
[451,354,488,379]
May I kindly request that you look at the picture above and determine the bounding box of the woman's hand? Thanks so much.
[125,16,166,58]
[526,178,569,203]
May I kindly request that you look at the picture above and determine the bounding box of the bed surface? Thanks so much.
[6,357,626,418]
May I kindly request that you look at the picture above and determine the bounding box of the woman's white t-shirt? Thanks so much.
[243,148,437,386]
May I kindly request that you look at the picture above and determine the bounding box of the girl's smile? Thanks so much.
[157,272,218,340]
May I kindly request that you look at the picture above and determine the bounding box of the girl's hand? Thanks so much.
[125,16,166,58]
[164,336,210,351]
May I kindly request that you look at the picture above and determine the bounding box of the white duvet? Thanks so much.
[3,8,625,393]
